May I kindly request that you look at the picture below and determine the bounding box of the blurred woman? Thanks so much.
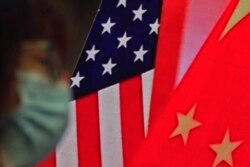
[0,0,75,166]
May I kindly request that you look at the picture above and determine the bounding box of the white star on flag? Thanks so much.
[117,0,127,8]
[149,18,160,35]
[86,45,100,61]
[134,45,148,62]
[117,32,132,48]
[133,4,147,21]
[102,58,117,75]
[71,72,85,88]
[101,17,116,34]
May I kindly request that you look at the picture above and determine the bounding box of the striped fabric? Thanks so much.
[37,0,230,166]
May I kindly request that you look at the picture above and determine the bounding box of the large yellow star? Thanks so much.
[169,105,202,145]
[210,129,242,167]
[220,0,250,40]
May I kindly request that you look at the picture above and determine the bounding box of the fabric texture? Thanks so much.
[130,0,250,166]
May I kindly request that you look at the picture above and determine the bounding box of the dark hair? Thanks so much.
[0,0,75,112]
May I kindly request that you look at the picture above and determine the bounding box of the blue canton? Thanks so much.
[71,0,162,99]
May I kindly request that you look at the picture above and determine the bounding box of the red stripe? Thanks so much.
[76,94,102,167]
[120,76,145,167]
[149,0,189,128]
[36,151,56,167]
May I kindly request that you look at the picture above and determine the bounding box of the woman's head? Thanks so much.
[0,0,74,112]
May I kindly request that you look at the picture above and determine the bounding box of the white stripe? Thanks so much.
[56,101,79,167]
[98,84,123,167]
[142,70,154,136]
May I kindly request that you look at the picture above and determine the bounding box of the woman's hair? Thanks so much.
[0,0,75,112]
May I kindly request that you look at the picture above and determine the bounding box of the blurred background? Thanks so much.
[62,0,100,73]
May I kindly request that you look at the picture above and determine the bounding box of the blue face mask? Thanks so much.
[2,71,71,167]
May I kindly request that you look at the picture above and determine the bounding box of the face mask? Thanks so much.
[2,70,71,167]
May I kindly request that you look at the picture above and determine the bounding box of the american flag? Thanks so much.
[37,0,230,167]
[70,0,161,166]
[71,0,162,98]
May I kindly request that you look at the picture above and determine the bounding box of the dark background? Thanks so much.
[63,0,101,72]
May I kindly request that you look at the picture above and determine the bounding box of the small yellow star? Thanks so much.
[220,0,250,40]
[210,129,242,167]
[169,104,202,145]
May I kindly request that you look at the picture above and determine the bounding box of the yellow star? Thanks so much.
[220,0,250,40]
[169,104,202,145]
[210,129,242,167]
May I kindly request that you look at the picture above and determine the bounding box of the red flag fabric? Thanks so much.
[36,0,230,166]
[148,0,189,128]
[130,0,250,166]
[36,152,56,167]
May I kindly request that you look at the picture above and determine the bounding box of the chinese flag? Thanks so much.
[130,0,250,167]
